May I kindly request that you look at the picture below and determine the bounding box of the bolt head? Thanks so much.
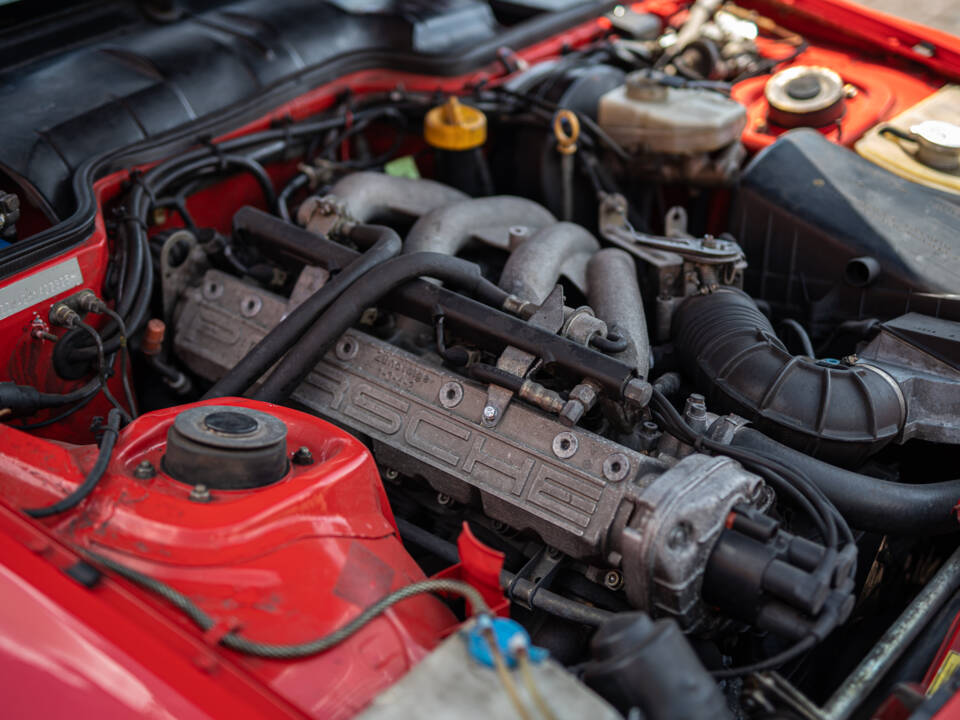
[668,521,692,550]
[481,405,499,424]
[189,484,212,503]
[624,378,652,407]
[602,453,631,482]
[552,431,579,459]
[569,382,599,407]
[603,570,623,590]
[701,234,721,250]
[292,446,314,465]
[558,399,585,427]
[439,382,464,409]
[133,460,156,479]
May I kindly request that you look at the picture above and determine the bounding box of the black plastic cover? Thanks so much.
[732,129,960,333]
[881,313,960,372]
[583,612,731,720]
[0,0,600,222]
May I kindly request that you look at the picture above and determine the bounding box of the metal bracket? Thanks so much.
[482,285,566,427]
[160,230,208,323]
[506,546,565,611]
[599,192,746,265]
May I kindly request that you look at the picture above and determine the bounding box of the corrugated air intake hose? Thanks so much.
[672,288,904,467]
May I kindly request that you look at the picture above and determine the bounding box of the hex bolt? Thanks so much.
[133,460,156,479]
[383,468,399,481]
[436,493,453,507]
[603,570,624,590]
[623,378,653,408]
[481,405,499,425]
[189,484,212,503]
[558,399,585,427]
[292,446,314,465]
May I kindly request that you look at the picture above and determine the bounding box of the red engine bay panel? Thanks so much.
[1,1,960,718]
[0,399,456,719]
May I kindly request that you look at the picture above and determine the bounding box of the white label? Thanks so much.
[0,257,84,321]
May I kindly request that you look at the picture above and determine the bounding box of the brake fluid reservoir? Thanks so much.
[855,85,960,196]
[597,71,746,154]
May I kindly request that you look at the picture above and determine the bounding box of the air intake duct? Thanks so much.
[672,288,903,466]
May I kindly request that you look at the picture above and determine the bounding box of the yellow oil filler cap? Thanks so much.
[856,85,960,196]
[424,96,487,151]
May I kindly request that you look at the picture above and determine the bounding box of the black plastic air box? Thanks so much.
[731,129,960,334]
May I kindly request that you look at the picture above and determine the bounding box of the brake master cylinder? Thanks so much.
[597,70,746,155]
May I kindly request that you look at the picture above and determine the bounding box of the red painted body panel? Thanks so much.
[2,172,129,442]
[0,2,958,717]
[733,45,937,151]
[0,399,457,719]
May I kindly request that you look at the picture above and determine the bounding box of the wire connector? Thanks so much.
[49,289,108,328]
[465,616,548,669]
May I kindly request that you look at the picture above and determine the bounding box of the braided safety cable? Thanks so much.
[84,549,489,659]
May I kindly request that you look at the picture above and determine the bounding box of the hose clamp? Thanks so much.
[857,362,907,429]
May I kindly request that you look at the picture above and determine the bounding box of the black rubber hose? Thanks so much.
[252,252,512,403]
[278,172,309,223]
[68,153,273,364]
[730,427,960,535]
[204,223,402,399]
[468,363,525,393]
[24,408,122,518]
[672,288,904,467]
[0,378,99,411]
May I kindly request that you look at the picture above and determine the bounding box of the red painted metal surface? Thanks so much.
[2,171,129,442]
[434,522,510,617]
[0,399,457,719]
[0,3,958,717]
[732,45,937,151]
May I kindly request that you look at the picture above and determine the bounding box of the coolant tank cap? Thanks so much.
[910,120,960,170]
[164,405,288,489]
[625,72,669,102]
[765,66,845,128]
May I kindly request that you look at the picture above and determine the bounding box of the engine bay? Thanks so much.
[2,1,960,718]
